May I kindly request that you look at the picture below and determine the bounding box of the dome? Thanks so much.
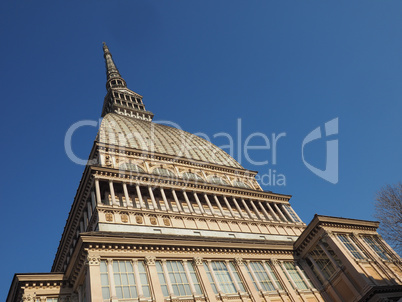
[98,113,242,169]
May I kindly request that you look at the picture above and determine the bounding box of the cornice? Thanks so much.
[96,142,260,177]
[294,214,380,253]
[92,166,291,202]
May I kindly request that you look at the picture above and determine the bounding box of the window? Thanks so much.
[308,245,336,281]
[245,261,280,292]
[153,168,175,178]
[283,204,300,222]
[119,163,145,173]
[100,260,151,301]
[100,260,110,300]
[363,236,389,260]
[113,260,138,299]
[156,260,202,297]
[282,262,309,290]
[203,261,246,295]
[337,234,365,260]
[182,172,204,182]
[210,176,229,186]
[46,299,58,302]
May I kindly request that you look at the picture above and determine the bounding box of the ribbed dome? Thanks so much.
[98,113,242,169]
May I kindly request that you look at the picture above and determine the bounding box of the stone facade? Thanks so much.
[7,44,402,302]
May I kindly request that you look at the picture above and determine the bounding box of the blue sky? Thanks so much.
[1,1,401,299]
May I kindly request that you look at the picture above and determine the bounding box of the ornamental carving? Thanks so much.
[105,155,112,167]
[145,256,156,266]
[105,212,113,222]
[86,255,101,266]
[270,258,279,266]
[22,294,35,302]
[149,216,158,225]
[121,213,129,223]
[234,257,244,266]
[136,215,143,224]
[193,257,203,265]
[163,217,171,226]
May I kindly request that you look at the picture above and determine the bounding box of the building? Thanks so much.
[7,43,402,302]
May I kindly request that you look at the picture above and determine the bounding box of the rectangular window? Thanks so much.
[282,262,309,290]
[245,261,277,292]
[156,261,169,297]
[100,259,151,301]
[363,236,389,260]
[100,260,110,300]
[156,260,201,297]
[204,261,246,295]
[138,261,151,297]
[203,262,218,294]
[309,245,336,280]
[283,204,300,222]
[337,234,365,260]
[113,260,138,299]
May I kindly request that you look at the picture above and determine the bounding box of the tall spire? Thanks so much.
[103,42,127,90]
[101,43,154,121]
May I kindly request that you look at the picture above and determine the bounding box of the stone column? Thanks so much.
[273,203,288,222]
[249,200,263,220]
[182,260,198,296]
[237,259,261,302]
[171,189,184,212]
[265,202,280,221]
[86,255,103,302]
[223,196,236,218]
[231,197,245,218]
[193,257,218,302]
[206,260,225,299]
[109,181,116,206]
[280,204,295,222]
[240,198,254,219]
[193,192,205,214]
[270,259,299,302]
[135,184,145,208]
[183,190,195,213]
[160,188,171,211]
[106,259,118,301]
[203,194,216,216]
[161,259,176,299]
[213,195,226,217]
[148,187,158,210]
[128,260,142,299]
[95,179,102,204]
[225,260,242,293]
[258,201,271,220]
[122,183,131,207]
[145,256,164,301]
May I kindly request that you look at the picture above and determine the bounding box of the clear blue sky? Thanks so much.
[1,1,401,299]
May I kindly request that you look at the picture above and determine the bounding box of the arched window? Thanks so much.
[233,181,251,189]
[119,163,145,173]
[153,167,176,178]
[182,172,204,182]
[210,176,229,186]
